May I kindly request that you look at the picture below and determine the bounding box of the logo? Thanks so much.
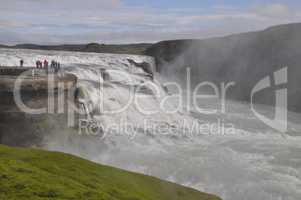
[251,67,288,133]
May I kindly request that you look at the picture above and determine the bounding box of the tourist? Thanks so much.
[52,61,60,73]
[43,60,48,69]
[36,60,40,69]
[20,59,24,67]
[38,60,42,68]
[51,60,56,69]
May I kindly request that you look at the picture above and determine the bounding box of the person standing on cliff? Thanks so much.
[43,60,48,69]
[38,60,42,68]
[50,60,54,69]
[20,59,24,67]
[36,60,40,69]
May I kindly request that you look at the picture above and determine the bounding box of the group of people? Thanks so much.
[18,59,62,75]
[50,60,61,73]
[35,60,47,69]
[35,59,61,73]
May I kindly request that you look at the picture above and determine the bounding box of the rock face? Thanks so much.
[145,23,301,113]
[0,69,77,92]
[145,39,195,72]
[0,69,77,146]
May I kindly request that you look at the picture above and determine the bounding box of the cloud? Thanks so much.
[178,13,265,25]
[0,20,30,28]
[178,3,298,25]
[0,0,122,10]
[0,1,301,45]
[253,4,292,18]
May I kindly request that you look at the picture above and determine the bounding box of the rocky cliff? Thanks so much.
[145,23,301,113]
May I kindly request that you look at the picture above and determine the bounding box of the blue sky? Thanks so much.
[0,0,301,44]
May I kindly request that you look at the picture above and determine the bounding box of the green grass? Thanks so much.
[0,145,221,200]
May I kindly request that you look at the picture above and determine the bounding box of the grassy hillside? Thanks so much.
[0,145,221,200]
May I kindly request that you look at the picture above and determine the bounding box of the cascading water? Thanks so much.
[1,48,301,200]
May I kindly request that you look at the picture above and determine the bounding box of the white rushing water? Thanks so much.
[1,48,301,200]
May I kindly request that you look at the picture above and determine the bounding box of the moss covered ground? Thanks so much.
[0,145,221,200]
